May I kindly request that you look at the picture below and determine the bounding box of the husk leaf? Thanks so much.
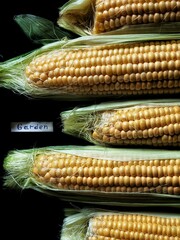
[61,208,95,240]
[58,0,95,36]
[14,14,74,45]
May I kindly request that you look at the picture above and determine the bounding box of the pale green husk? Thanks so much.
[61,208,180,240]
[0,33,180,100]
[61,98,180,145]
[3,145,180,207]
[61,208,94,240]
[58,0,180,36]
[58,0,95,36]
[14,14,74,45]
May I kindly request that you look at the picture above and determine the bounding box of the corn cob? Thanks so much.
[61,208,180,240]
[58,0,180,36]
[0,34,179,100]
[61,99,180,148]
[93,0,180,34]
[3,146,180,206]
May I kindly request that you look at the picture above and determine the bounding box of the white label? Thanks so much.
[11,122,54,132]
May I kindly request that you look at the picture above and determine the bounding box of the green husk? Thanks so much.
[61,98,180,146]
[0,33,180,100]
[61,208,180,240]
[58,0,95,36]
[14,14,75,45]
[3,145,180,207]
[58,0,180,36]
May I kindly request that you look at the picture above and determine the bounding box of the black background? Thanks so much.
[1,1,180,240]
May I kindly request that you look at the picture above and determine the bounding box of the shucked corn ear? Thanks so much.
[3,145,180,207]
[58,0,180,36]
[61,99,180,148]
[0,33,180,100]
[61,208,180,240]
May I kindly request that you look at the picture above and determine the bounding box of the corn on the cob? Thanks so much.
[0,34,179,100]
[58,0,180,36]
[3,146,180,206]
[93,0,180,34]
[61,99,180,148]
[61,208,180,240]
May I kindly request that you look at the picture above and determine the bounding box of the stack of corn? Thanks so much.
[2,0,180,239]
[0,0,179,100]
